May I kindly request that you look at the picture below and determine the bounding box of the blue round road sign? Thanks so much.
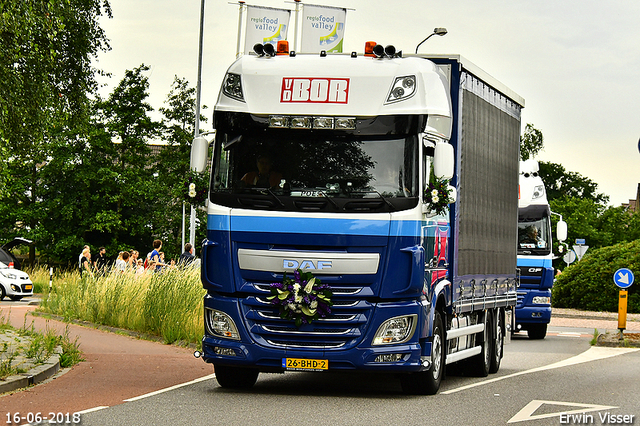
[614,268,634,289]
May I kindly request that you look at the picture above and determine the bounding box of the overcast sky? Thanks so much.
[95,0,640,207]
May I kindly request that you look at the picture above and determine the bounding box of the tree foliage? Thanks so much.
[0,3,207,265]
[519,123,544,161]
[0,0,112,264]
[539,161,609,206]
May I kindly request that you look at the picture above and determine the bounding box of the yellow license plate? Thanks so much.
[283,358,328,371]
[24,285,32,290]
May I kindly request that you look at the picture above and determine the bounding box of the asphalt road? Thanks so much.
[2,299,639,426]
[78,335,640,426]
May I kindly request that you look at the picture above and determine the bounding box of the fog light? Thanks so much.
[214,347,237,356]
[374,353,405,363]
[373,314,417,345]
[10,284,19,292]
[532,296,550,305]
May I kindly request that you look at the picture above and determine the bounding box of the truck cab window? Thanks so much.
[211,131,418,212]
[517,217,551,254]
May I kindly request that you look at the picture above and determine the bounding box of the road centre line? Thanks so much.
[441,346,640,395]
[123,374,215,402]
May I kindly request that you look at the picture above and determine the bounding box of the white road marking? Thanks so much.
[124,374,215,402]
[556,332,584,338]
[508,400,618,423]
[67,374,216,422]
[442,346,640,395]
[76,406,110,414]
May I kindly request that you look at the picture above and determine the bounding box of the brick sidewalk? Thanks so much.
[550,307,640,332]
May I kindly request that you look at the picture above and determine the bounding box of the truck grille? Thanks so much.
[240,283,373,351]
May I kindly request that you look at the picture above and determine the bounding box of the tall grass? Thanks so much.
[38,266,205,346]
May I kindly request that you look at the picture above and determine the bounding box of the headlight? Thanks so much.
[385,75,417,104]
[205,309,240,340]
[222,73,244,102]
[0,271,17,279]
[532,185,545,199]
[532,296,551,305]
[373,314,417,345]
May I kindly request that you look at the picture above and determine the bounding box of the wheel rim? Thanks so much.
[495,321,503,360]
[483,317,490,365]
[432,330,442,380]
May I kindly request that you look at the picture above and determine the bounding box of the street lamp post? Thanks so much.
[415,27,448,54]
[190,0,207,249]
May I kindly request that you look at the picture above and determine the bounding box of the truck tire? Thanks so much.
[528,323,547,340]
[214,365,259,389]
[489,310,503,374]
[400,310,445,395]
[465,311,491,377]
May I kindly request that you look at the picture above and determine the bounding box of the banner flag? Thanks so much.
[300,4,347,53]
[244,5,291,54]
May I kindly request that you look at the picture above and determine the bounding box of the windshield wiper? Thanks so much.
[245,187,285,207]
[263,188,285,207]
[317,190,340,209]
[373,191,395,211]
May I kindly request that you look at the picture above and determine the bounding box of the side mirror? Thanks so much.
[556,220,567,242]
[190,136,209,173]
[433,143,454,180]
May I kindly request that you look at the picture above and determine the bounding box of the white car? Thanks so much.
[0,261,33,301]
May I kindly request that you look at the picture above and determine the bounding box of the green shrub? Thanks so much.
[553,240,640,312]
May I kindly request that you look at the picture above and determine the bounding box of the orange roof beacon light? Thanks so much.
[364,41,377,57]
[277,40,289,56]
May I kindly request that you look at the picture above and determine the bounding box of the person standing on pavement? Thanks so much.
[178,243,195,266]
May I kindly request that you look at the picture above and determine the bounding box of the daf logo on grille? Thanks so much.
[527,268,543,273]
[283,260,332,270]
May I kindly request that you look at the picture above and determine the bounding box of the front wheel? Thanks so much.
[528,323,547,340]
[0,285,5,301]
[214,365,259,389]
[400,310,445,395]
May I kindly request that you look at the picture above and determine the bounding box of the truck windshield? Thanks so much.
[210,132,418,212]
[517,217,551,255]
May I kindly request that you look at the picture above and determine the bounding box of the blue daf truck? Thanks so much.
[192,41,521,394]
[516,159,567,339]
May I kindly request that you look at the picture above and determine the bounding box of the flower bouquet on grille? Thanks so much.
[268,269,333,327]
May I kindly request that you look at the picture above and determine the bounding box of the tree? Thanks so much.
[93,65,163,254]
[539,161,609,206]
[0,0,112,264]
[155,76,208,257]
[520,123,544,161]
